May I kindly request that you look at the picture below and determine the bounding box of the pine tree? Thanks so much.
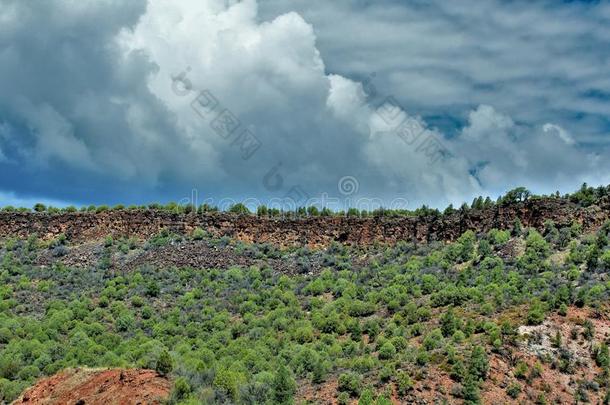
[451,359,466,382]
[462,374,480,404]
[468,346,489,380]
[441,307,460,337]
[274,365,296,404]
[155,349,173,376]
[512,218,523,237]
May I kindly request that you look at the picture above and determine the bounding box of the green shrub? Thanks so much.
[462,374,480,403]
[395,371,413,396]
[506,382,521,399]
[229,203,250,215]
[514,361,528,379]
[171,377,191,401]
[595,343,610,368]
[468,346,488,380]
[527,301,546,325]
[451,359,466,382]
[146,280,160,297]
[337,392,350,405]
[213,368,245,401]
[273,365,296,404]
[358,388,375,405]
[378,342,396,360]
[191,227,206,240]
[440,307,461,337]
[423,328,443,351]
[338,372,362,397]
[155,349,173,376]
[115,313,135,332]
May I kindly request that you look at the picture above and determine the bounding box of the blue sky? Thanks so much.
[0,0,609,209]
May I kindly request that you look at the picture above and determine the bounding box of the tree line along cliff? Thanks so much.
[0,197,608,247]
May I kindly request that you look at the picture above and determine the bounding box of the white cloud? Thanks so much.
[0,0,609,207]
[259,0,610,138]
[543,123,575,146]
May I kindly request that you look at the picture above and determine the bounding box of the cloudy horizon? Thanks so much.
[1,0,609,210]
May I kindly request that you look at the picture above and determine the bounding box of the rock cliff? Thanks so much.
[1,197,608,247]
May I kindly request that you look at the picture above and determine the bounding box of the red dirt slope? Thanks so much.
[12,368,171,405]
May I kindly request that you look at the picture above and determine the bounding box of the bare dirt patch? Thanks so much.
[12,368,171,405]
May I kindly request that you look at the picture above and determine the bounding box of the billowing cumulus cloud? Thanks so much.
[0,0,608,208]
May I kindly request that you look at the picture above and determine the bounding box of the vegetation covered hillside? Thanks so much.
[1,208,610,404]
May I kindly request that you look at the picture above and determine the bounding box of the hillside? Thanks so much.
[1,187,610,404]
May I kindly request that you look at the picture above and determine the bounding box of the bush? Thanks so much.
[229,203,250,215]
[379,365,394,382]
[506,382,521,399]
[131,296,144,308]
[115,313,135,332]
[146,281,160,297]
[451,360,466,382]
[452,330,466,343]
[239,373,274,404]
[583,319,595,340]
[378,342,396,360]
[214,368,243,401]
[599,250,610,269]
[514,361,528,379]
[171,377,191,401]
[440,307,461,337]
[468,346,488,380]
[273,365,296,404]
[529,361,543,380]
[155,350,173,376]
[594,343,610,368]
[337,392,350,405]
[191,227,206,240]
[462,374,480,403]
[489,229,511,245]
[338,372,362,397]
[358,388,374,405]
[527,301,546,325]
[423,328,443,351]
[396,371,413,396]
[512,218,523,236]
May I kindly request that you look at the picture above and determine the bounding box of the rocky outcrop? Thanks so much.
[1,197,608,247]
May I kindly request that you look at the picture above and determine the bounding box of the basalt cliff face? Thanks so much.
[0,197,608,247]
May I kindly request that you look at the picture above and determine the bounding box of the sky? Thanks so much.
[0,0,609,210]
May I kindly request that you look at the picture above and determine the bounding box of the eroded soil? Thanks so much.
[12,368,171,405]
